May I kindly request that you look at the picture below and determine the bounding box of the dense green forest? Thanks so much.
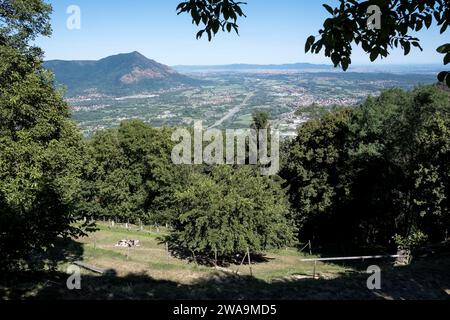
[282,86,450,252]
[1,0,450,272]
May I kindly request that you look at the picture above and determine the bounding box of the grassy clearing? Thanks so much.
[2,224,449,300]
[75,223,350,283]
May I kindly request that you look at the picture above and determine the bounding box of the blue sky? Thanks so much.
[36,0,445,66]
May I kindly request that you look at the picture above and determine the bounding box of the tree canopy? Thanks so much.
[82,120,190,225]
[0,0,91,270]
[0,0,52,57]
[170,166,295,261]
[281,86,450,251]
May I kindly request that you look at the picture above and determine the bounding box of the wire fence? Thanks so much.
[300,253,409,279]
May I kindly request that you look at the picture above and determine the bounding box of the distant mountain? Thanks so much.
[173,63,334,73]
[45,52,198,97]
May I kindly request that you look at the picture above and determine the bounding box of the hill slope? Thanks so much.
[45,52,197,96]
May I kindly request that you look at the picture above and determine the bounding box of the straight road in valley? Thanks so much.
[209,92,255,129]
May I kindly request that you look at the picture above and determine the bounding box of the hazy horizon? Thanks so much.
[44,51,443,69]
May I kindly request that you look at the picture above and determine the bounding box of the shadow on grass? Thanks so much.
[1,255,449,300]
[161,237,272,267]
[1,238,449,300]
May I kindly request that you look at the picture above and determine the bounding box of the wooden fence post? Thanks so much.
[247,247,253,276]
[235,252,247,275]
[313,261,317,279]
[192,251,198,266]
[166,242,170,264]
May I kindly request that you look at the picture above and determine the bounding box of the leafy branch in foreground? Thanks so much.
[305,0,449,86]
[437,43,450,87]
[175,0,449,87]
[176,0,247,41]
